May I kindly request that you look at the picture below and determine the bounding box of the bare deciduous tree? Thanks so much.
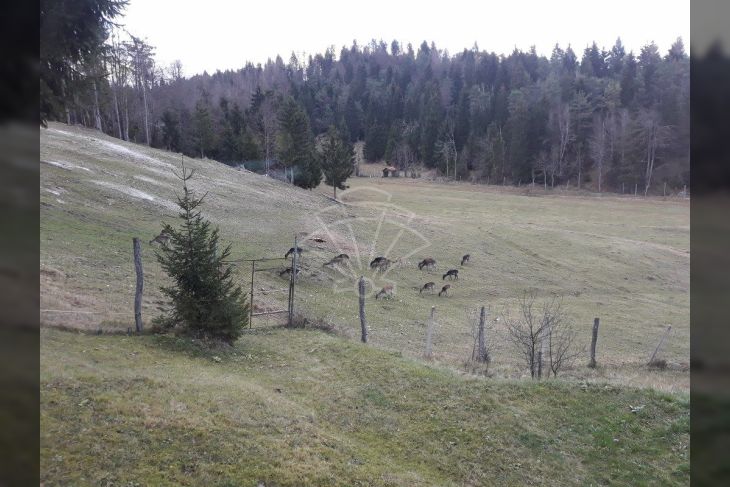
[124,35,155,146]
[590,115,608,192]
[506,292,581,379]
[169,59,183,82]
[544,300,582,377]
[436,118,457,179]
[636,109,671,196]
[394,122,418,177]
[548,102,571,187]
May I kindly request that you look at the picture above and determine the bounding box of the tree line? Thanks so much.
[41,1,689,194]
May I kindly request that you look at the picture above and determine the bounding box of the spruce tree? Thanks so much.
[239,129,262,161]
[154,162,248,343]
[277,97,318,186]
[293,155,322,189]
[194,97,214,158]
[319,126,353,199]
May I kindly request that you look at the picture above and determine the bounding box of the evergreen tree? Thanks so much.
[277,97,320,187]
[40,0,127,123]
[293,154,322,189]
[620,52,638,107]
[506,89,530,182]
[154,162,248,343]
[363,121,388,161]
[319,126,353,199]
[239,129,262,161]
[161,109,180,152]
[194,96,214,158]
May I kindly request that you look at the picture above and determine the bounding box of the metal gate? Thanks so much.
[240,237,301,327]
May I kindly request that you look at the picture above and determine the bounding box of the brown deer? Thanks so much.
[324,253,349,266]
[150,229,171,246]
[370,256,391,271]
[443,269,459,280]
[461,254,470,266]
[438,284,451,297]
[418,257,436,270]
[420,282,435,294]
[375,284,394,300]
[285,247,303,259]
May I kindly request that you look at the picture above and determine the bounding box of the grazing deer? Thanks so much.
[461,254,470,266]
[418,257,437,270]
[443,269,459,280]
[370,256,391,271]
[278,267,300,277]
[324,253,349,266]
[438,284,451,297]
[420,282,435,294]
[285,247,303,259]
[375,284,394,300]
[150,229,171,246]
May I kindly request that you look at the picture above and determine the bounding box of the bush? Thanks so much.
[154,162,249,343]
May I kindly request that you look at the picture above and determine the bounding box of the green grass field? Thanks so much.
[40,123,689,391]
[41,327,689,486]
[40,123,690,484]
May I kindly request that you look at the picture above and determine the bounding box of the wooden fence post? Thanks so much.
[589,317,600,368]
[358,277,368,343]
[648,325,672,364]
[132,237,143,333]
[249,260,255,328]
[425,306,435,359]
[287,235,298,327]
[474,306,488,363]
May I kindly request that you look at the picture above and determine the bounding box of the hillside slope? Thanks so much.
[41,327,689,486]
[41,122,331,329]
[41,123,689,392]
[40,123,690,485]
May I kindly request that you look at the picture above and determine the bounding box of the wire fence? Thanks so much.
[40,233,685,385]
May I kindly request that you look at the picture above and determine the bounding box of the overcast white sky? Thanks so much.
[121,0,690,77]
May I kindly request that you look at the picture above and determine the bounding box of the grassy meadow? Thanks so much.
[41,327,689,486]
[40,122,690,484]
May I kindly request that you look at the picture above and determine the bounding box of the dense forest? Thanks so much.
[41,1,689,194]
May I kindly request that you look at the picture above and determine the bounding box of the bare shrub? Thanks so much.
[505,292,582,379]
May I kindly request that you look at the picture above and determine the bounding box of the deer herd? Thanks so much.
[371,254,469,300]
[150,228,470,302]
[279,242,471,301]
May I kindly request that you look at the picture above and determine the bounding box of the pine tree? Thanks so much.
[239,129,262,161]
[154,162,248,343]
[319,126,354,199]
[277,97,318,185]
[161,109,180,152]
[194,96,214,158]
[293,154,323,189]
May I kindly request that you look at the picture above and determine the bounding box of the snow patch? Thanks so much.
[44,187,65,196]
[48,128,79,138]
[95,140,174,169]
[133,175,165,186]
[92,180,155,201]
[42,160,92,172]
[91,180,176,210]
